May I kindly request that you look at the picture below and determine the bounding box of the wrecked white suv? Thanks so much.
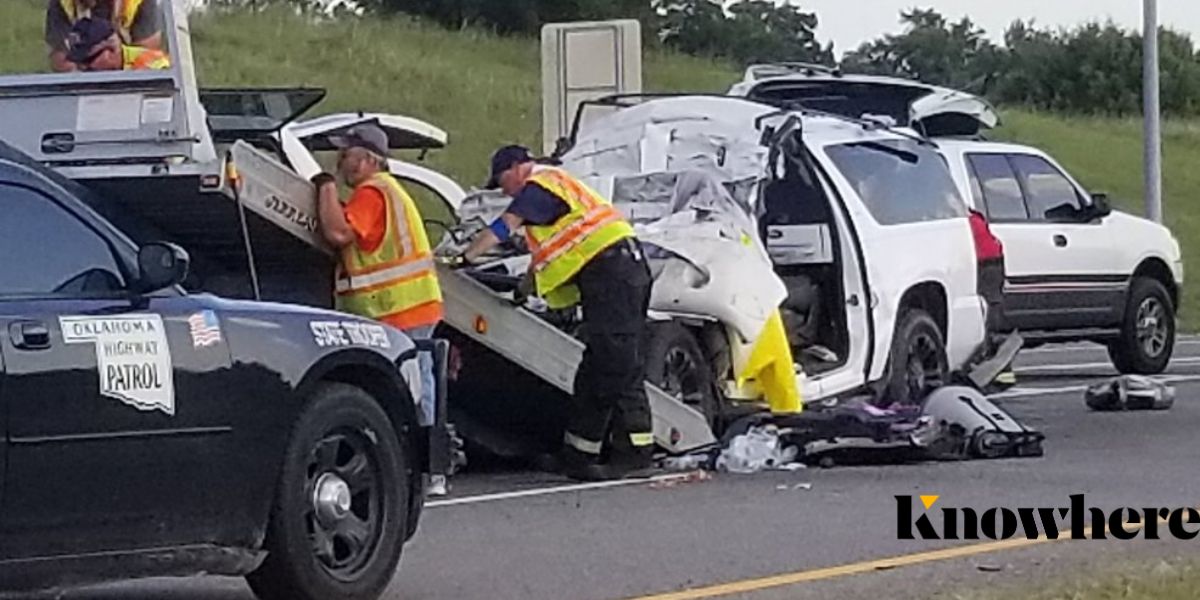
[553,95,1001,408]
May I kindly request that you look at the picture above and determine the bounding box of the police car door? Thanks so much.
[0,179,234,559]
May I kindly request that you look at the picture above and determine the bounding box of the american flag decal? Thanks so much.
[188,310,222,348]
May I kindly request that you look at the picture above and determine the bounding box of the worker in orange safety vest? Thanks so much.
[313,124,448,494]
[47,0,162,72]
[458,145,655,482]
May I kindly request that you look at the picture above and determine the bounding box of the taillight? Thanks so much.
[969,210,1003,262]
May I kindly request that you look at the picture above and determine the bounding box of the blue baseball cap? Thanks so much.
[485,144,534,189]
[67,17,117,64]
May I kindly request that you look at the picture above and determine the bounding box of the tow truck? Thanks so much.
[0,0,725,467]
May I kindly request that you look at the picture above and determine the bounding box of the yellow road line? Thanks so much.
[629,513,1181,600]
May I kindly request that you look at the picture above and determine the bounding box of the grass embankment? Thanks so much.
[3,1,1200,327]
[938,557,1200,600]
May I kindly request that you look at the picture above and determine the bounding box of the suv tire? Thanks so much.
[645,322,721,431]
[880,309,949,407]
[247,383,409,600]
[1108,277,1175,375]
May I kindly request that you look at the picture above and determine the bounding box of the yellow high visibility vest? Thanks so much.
[122,45,169,70]
[60,0,146,44]
[335,172,443,329]
[522,167,636,309]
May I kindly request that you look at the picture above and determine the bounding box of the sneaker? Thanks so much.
[426,474,448,497]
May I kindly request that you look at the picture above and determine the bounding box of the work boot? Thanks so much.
[608,445,659,479]
[536,447,614,481]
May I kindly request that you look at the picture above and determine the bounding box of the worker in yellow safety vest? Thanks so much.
[458,145,655,481]
[313,124,448,494]
[46,0,163,72]
[64,18,169,71]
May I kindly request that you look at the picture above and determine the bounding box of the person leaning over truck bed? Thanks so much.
[62,17,169,72]
[46,0,162,73]
[456,145,656,482]
[312,124,450,495]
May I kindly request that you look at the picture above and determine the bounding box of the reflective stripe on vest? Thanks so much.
[335,173,443,326]
[60,0,145,43]
[122,45,169,70]
[522,167,635,308]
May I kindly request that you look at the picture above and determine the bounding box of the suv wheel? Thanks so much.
[1108,277,1175,375]
[645,322,721,430]
[880,309,949,407]
[247,383,409,600]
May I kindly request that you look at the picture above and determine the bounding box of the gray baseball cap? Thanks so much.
[328,124,390,156]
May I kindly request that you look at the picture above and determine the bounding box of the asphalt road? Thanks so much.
[58,338,1200,600]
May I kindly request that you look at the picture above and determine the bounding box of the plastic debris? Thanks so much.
[1085,375,1175,411]
[715,425,802,473]
[649,470,712,489]
[661,453,712,472]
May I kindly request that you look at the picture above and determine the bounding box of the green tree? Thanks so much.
[840,8,1002,93]
[657,0,832,65]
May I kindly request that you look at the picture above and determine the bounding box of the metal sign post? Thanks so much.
[1144,0,1163,223]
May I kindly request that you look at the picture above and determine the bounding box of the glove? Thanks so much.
[517,271,535,298]
[310,172,337,188]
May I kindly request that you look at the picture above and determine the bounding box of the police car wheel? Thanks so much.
[247,383,409,600]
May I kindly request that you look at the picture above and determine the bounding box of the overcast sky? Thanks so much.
[790,1,1200,57]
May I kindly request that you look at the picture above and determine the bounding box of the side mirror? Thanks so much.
[134,242,190,295]
[1090,192,1112,218]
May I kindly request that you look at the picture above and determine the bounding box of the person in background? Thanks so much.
[64,18,169,71]
[47,0,163,72]
[457,145,656,481]
[312,124,450,495]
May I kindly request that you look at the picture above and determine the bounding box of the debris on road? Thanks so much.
[648,470,713,489]
[715,425,803,473]
[976,564,1005,573]
[1085,375,1175,411]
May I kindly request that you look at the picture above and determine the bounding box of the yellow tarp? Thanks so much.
[736,309,803,413]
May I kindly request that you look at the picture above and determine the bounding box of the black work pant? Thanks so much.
[565,238,654,457]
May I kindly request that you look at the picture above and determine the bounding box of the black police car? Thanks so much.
[0,142,441,599]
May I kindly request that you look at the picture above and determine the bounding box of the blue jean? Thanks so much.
[404,324,437,426]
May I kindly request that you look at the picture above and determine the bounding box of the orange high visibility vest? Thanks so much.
[522,166,636,309]
[122,45,169,70]
[335,172,443,329]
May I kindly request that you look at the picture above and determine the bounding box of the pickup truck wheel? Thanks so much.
[1108,277,1175,375]
[645,322,720,430]
[881,309,948,407]
[247,383,409,600]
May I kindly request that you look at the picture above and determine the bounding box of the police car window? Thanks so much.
[824,140,966,225]
[0,183,125,297]
[967,154,1030,221]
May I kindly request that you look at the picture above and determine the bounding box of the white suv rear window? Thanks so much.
[825,140,966,225]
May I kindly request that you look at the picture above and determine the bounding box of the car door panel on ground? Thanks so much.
[966,152,1120,330]
[0,181,243,561]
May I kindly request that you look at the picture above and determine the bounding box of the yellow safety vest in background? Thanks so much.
[122,45,169,70]
[335,172,443,329]
[60,0,146,43]
[522,167,636,309]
